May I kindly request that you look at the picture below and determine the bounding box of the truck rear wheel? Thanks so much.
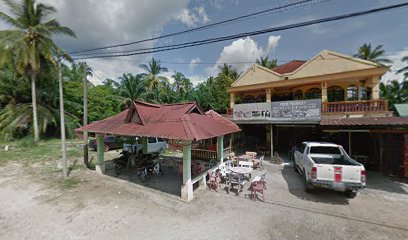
[345,190,357,199]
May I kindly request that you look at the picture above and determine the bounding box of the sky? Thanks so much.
[0,0,407,85]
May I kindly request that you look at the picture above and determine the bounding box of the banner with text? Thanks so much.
[233,99,321,122]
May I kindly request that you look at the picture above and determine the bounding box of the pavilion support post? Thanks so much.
[270,125,274,158]
[181,140,193,202]
[217,136,224,163]
[96,134,105,174]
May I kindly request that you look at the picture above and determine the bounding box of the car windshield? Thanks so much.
[309,146,341,155]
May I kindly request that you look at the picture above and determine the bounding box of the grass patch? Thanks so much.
[0,138,83,165]
[58,177,81,189]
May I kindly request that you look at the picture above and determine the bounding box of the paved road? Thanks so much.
[0,161,407,240]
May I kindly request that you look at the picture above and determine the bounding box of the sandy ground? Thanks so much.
[0,159,408,240]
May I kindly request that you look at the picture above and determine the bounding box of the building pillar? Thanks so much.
[230,92,235,109]
[371,76,380,100]
[321,82,328,103]
[270,125,274,158]
[181,140,193,202]
[217,136,224,163]
[266,89,272,102]
[348,132,352,156]
[96,134,105,174]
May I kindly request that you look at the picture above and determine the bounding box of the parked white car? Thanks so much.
[294,142,366,198]
[123,137,167,156]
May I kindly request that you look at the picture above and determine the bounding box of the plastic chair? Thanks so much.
[207,169,222,191]
[254,155,264,170]
[250,180,266,201]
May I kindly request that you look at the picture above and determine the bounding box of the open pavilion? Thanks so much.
[76,101,240,201]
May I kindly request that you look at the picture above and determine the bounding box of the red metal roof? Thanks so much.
[272,60,306,74]
[76,101,240,141]
[320,117,408,126]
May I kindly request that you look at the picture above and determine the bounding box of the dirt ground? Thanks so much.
[1,158,408,240]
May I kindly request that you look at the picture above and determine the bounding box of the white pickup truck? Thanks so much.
[294,142,366,198]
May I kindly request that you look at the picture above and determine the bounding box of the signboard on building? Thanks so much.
[233,99,321,123]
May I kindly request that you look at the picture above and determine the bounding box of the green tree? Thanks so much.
[139,58,168,90]
[118,73,147,102]
[354,43,392,65]
[0,0,76,142]
[256,56,278,69]
[218,63,240,81]
[397,56,408,80]
[380,80,408,111]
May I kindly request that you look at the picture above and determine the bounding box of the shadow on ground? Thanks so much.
[364,171,408,195]
[281,164,350,205]
[103,156,183,197]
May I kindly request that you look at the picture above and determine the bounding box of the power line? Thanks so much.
[74,2,408,60]
[70,0,329,55]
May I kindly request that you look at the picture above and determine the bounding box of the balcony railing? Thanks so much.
[322,99,388,113]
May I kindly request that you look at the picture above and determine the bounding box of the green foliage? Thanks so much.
[380,80,408,111]
[87,85,122,122]
[256,56,278,69]
[58,177,80,189]
[354,43,392,65]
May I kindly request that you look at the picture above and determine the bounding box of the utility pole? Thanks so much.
[83,63,89,168]
[58,52,68,178]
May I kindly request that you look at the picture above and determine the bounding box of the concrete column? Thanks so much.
[181,140,193,202]
[230,92,235,109]
[270,125,274,158]
[266,89,272,102]
[142,136,148,154]
[321,82,328,103]
[217,136,224,163]
[348,132,352,156]
[371,76,380,100]
[96,134,105,174]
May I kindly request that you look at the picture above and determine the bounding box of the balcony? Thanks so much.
[226,99,390,122]
[322,99,388,114]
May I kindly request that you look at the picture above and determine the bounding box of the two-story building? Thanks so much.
[227,50,408,177]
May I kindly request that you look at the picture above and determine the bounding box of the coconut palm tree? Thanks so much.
[354,43,392,65]
[0,0,76,142]
[172,72,187,95]
[256,56,278,69]
[119,73,147,102]
[396,56,408,80]
[139,58,168,90]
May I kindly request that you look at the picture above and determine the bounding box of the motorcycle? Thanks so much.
[137,154,164,182]
[112,151,130,176]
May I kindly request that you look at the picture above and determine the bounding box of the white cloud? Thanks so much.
[189,57,201,70]
[207,35,281,76]
[188,75,206,86]
[0,0,194,85]
[175,6,209,27]
[267,35,281,53]
[382,48,408,83]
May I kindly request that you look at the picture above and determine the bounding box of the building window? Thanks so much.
[347,85,358,101]
[327,86,344,102]
[304,88,321,100]
[359,86,371,100]
[243,95,256,103]
[293,90,303,100]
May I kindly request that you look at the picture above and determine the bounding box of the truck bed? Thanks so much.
[310,156,359,166]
